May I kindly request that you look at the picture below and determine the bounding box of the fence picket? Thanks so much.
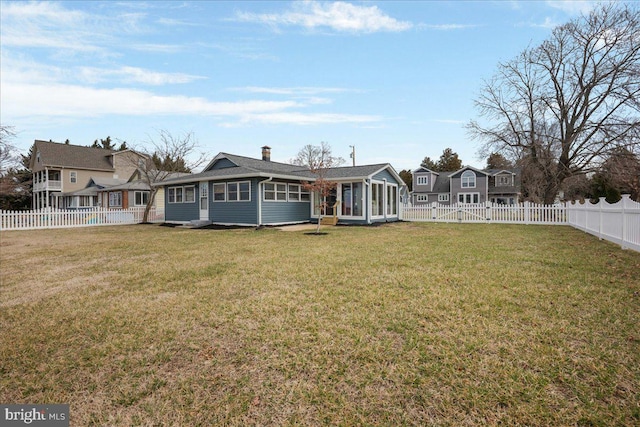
[0,207,164,231]
[401,198,639,252]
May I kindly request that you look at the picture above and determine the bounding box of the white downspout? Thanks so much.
[257,177,273,226]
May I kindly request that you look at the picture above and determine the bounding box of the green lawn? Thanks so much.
[1,223,639,426]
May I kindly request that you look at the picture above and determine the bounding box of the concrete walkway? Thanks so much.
[277,223,321,232]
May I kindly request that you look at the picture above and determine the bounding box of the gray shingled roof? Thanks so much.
[431,175,452,193]
[158,152,396,186]
[219,153,311,176]
[33,140,115,171]
[99,180,151,191]
[90,177,127,188]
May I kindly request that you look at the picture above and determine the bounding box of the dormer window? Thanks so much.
[416,175,429,186]
[497,175,511,186]
[461,170,476,188]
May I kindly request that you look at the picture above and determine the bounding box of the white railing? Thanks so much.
[33,180,62,192]
[566,195,640,252]
[400,201,566,225]
[0,207,164,231]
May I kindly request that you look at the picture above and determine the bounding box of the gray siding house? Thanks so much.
[412,166,521,206]
[158,147,404,226]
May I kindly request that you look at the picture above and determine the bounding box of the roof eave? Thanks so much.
[153,171,317,187]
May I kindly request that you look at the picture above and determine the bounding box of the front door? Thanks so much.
[199,182,209,221]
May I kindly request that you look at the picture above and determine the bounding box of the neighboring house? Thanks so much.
[95,171,190,210]
[411,166,521,205]
[29,140,150,209]
[58,177,127,209]
[157,147,404,226]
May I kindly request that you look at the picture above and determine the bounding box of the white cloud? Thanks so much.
[157,17,199,26]
[431,119,465,125]
[0,1,145,55]
[545,0,599,15]
[0,1,107,52]
[77,66,206,85]
[235,0,413,33]
[418,23,478,31]
[1,70,379,127]
[232,86,356,95]
[1,81,301,118]
[227,112,380,127]
[0,2,383,127]
[128,43,185,53]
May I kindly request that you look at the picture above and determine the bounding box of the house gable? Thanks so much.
[205,156,238,171]
[412,167,439,192]
[30,140,116,173]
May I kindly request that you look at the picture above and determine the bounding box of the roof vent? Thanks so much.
[261,146,271,162]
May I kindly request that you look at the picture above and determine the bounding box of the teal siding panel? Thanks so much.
[262,202,311,224]
[211,201,257,224]
[209,178,259,225]
[164,186,199,222]
[209,158,237,170]
[372,168,400,185]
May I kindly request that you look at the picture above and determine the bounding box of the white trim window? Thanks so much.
[184,186,196,203]
[264,183,287,201]
[416,175,428,186]
[461,170,476,188]
[213,183,226,202]
[386,184,397,216]
[287,183,310,202]
[109,191,122,207]
[438,194,449,202]
[497,175,512,186]
[458,192,480,204]
[168,186,195,203]
[341,182,363,217]
[416,194,429,202]
[134,191,149,206]
[371,183,384,217]
[228,181,251,202]
[70,171,77,183]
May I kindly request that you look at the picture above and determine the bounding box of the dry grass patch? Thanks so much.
[1,223,639,426]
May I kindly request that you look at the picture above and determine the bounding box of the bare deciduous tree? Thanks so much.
[468,4,640,203]
[133,130,206,223]
[0,125,18,175]
[0,125,32,210]
[292,142,343,234]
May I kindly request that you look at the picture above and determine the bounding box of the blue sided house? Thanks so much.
[157,146,405,226]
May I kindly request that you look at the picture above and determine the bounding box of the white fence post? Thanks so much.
[0,206,164,231]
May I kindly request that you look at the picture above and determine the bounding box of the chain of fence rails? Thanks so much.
[1,197,638,252]
[0,207,164,231]
[399,196,639,252]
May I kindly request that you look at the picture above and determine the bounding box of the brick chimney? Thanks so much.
[261,146,271,161]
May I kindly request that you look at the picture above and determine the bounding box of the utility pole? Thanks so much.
[349,145,355,166]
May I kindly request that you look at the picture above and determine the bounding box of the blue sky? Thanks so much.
[0,0,612,171]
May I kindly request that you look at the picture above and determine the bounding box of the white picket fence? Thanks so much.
[400,201,566,224]
[566,195,640,252]
[0,207,164,231]
[2,198,638,252]
[400,197,640,252]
